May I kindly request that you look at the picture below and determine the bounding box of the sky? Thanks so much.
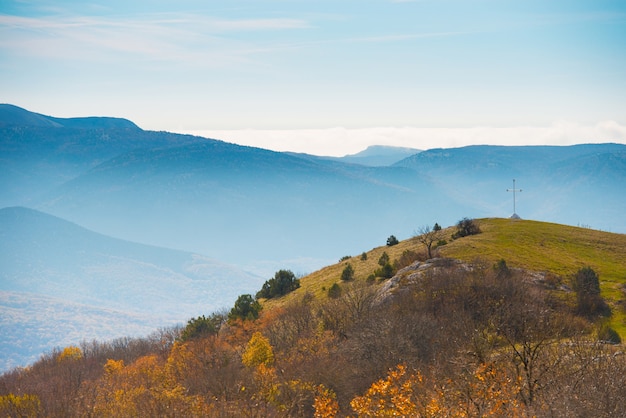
[1,0,626,156]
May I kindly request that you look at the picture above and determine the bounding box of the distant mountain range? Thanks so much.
[1,103,625,370]
[3,103,625,267]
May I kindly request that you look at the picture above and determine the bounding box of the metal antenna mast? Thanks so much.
[507,179,522,218]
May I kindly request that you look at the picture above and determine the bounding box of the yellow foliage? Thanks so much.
[350,362,527,417]
[351,364,423,417]
[0,393,41,417]
[104,358,124,374]
[242,331,274,368]
[314,384,339,418]
[57,345,83,362]
[254,363,282,406]
[455,362,526,418]
[91,354,211,417]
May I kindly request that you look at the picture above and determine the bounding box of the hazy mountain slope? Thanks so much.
[0,105,207,206]
[296,145,422,166]
[0,206,262,371]
[394,144,626,232]
[6,105,624,274]
[37,141,452,273]
[0,291,155,371]
[0,104,138,129]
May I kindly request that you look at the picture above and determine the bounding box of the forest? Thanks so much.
[1,220,626,417]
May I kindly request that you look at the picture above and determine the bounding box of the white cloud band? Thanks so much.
[184,121,626,156]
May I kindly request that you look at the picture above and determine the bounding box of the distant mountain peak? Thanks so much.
[331,145,422,166]
[0,104,140,130]
[346,145,422,158]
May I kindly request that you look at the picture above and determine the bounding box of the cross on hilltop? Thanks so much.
[507,179,522,219]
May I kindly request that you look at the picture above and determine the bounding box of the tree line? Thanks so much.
[1,255,623,416]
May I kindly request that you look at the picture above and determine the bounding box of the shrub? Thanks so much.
[387,235,399,246]
[328,283,342,298]
[395,250,420,270]
[180,313,225,341]
[378,252,390,267]
[376,263,395,279]
[598,322,621,344]
[228,294,262,321]
[360,252,368,261]
[494,259,511,278]
[339,255,351,262]
[572,267,610,317]
[256,269,300,299]
[452,217,481,239]
[341,264,355,281]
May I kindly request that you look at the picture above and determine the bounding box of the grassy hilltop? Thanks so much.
[268,217,626,335]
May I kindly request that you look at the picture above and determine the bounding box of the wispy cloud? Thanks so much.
[0,12,310,65]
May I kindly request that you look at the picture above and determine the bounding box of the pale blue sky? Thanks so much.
[2,0,625,155]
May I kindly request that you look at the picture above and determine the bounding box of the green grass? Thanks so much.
[262,218,626,337]
[440,218,626,337]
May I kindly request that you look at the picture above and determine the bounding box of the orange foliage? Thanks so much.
[459,362,525,417]
[350,362,528,417]
[351,364,425,417]
[314,384,339,418]
[90,354,211,417]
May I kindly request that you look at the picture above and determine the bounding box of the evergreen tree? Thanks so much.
[229,294,262,321]
[341,264,355,281]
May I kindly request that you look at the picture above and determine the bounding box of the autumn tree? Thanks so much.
[166,336,242,400]
[54,346,86,415]
[350,364,431,416]
[242,332,275,368]
[492,279,565,407]
[314,385,339,418]
[0,394,41,417]
[89,355,210,416]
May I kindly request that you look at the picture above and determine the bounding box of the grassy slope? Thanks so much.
[441,218,626,336]
[263,218,626,336]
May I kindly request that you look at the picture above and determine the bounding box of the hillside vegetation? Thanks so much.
[270,218,626,330]
[441,218,626,335]
[1,218,625,417]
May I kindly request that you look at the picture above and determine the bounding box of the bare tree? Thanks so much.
[414,223,444,259]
